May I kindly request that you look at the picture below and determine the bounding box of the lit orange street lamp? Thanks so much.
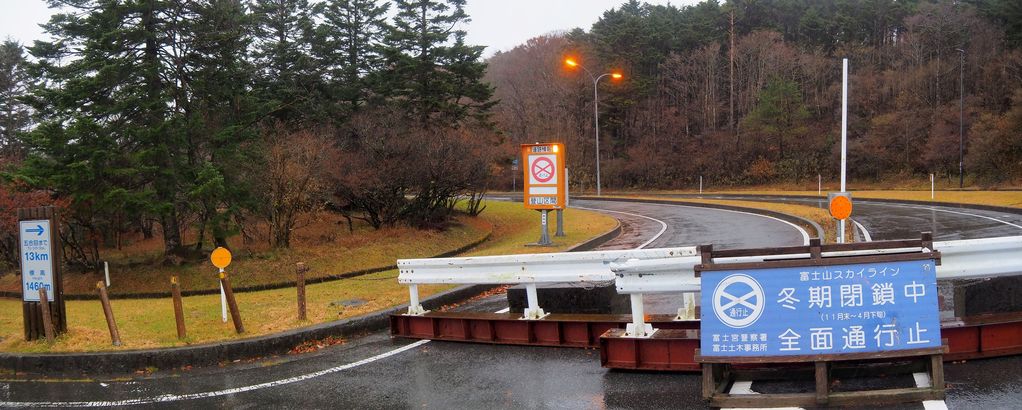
[564,57,622,196]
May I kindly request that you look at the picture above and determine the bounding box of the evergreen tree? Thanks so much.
[0,40,30,157]
[742,78,809,161]
[314,0,390,119]
[382,0,494,126]
[182,0,260,249]
[250,0,322,124]
[20,0,259,259]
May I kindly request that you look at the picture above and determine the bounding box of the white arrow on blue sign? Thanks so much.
[20,220,54,302]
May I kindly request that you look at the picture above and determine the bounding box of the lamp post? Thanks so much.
[956,48,965,189]
[565,58,621,196]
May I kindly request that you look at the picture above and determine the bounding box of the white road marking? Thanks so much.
[571,206,668,249]
[852,219,872,242]
[0,340,431,407]
[913,372,949,410]
[876,202,1022,230]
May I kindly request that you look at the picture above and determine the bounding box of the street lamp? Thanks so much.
[565,58,622,196]
[956,48,965,189]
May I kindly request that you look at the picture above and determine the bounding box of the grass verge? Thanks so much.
[0,201,616,353]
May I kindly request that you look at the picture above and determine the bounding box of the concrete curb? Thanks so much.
[0,211,625,375]
[575,196,826,240]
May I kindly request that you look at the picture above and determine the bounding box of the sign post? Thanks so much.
[19,207,66,341]
[522,143,566,246]
[210,247,232,323]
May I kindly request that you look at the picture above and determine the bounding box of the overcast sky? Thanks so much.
[1,0,697,56]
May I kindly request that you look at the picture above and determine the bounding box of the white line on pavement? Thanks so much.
[852,219,872,242]
[0,340,432,408]
[571,206,668,249]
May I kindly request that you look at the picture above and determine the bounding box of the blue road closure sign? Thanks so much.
[700,259,941,357]
[20,220,54,302]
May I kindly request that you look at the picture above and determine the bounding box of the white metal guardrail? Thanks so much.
[398,246,697,318]
[397,236,1022,327]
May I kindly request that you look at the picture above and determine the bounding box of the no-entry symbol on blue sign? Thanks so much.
[711,274,765,328]
[20,220,54,302]
[701,259,941,357]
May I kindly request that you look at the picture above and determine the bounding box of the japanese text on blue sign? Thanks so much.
[20,220,54,302]
[700,259,940,357]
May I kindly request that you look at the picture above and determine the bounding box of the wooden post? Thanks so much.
[97,281,121,346]
[38,288,54,342]
[815,361,829,405]
[296,262,308,321]
[220,272,244,334]
[171,276,186,339]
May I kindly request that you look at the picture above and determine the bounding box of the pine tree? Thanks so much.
[20,0,259,259]
[382,0,494,126]
[0,40,30,157]
[250,0,322,124]
[314,0,390,119]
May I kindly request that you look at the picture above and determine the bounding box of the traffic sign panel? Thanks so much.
[20,220,54,302]
[701,258,941,357]
[521,143,565,210]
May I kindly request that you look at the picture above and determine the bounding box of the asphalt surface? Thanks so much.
[2,197,1021,409]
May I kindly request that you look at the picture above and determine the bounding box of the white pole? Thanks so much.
[104,261,111,287]
[931,173,935,199]
[818,174,822,196]
[629,293,646,336]
[699,176,703,194]
[566,168,570,207]
[838,58,849,244]
[594,78,601,197]
[841,59,848,194]
[220,268,228,323]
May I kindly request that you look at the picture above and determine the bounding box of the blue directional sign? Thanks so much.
[20,220,54,302]
[700,259,940,357]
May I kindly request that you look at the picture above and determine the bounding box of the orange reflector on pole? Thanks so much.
[829,194,852,220]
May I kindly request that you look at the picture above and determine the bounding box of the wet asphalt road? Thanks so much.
[667,194,1022,241]
[2,197,1021,409]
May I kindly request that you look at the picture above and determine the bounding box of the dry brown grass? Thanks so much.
[0,211,492,296]
[0,201,617,353]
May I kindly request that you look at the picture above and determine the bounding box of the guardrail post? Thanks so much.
[676,292,697,320]
[407,284,427,315]
[624,293,655,337]
[522,284,547,320]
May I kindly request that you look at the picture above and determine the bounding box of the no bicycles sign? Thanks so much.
[521,143,565,210]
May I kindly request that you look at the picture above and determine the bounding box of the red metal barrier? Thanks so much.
[390,312,698,347]
[390,311,1022,371]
